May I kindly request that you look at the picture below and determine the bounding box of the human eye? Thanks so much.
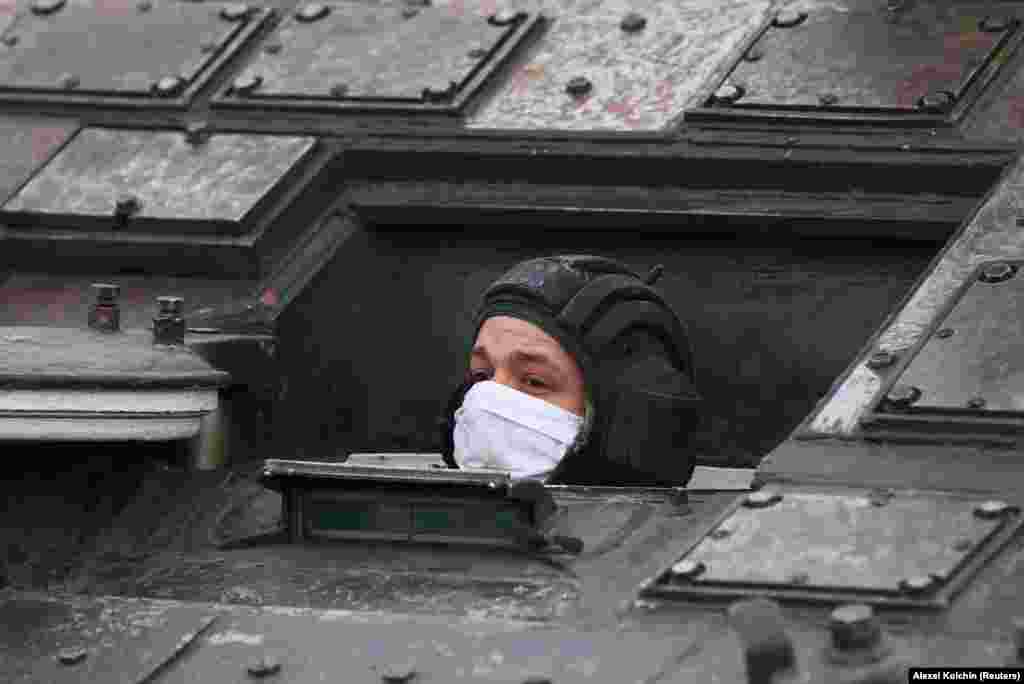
[523,375,548,390]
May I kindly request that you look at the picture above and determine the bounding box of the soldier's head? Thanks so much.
[441,255,701,486]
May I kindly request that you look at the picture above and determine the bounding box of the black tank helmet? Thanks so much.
[440,255,701,487]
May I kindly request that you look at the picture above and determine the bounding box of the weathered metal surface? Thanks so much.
[694,0,1017,124]
[0,326,228,388]
[465,0,772,131]
[214,1,538,113]
[0,0,265,105]
[1,128,317,235]
[644,488,1020,607]
[264,458,511,487]
[0,116,74,203]
[0,593,219,684]
[807,152,1024,436]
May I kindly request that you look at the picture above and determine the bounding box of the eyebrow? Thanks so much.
[472,346,562,372]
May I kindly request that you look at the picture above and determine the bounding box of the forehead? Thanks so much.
[474,316,566,357]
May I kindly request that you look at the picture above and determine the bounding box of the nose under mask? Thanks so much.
[453,380,584,481]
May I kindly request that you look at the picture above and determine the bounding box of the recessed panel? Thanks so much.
[0,0,267,106]
[1,128,317,235]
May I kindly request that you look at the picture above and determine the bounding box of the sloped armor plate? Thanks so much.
[1,128,317,235]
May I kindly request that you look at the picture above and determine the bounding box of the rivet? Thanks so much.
[263,42,282,54]
[916,91,954,113]
[620,11,646,32]
[952,538,973,552]
[980,16,1013,33]
[57,647,88,665]
[467,46,488,59]
[709,527,732,539]
[58,73,80,90]
[329,83,348,98]
[565,76,592,98]
[422,80,456,103]
[899,574,936,594]
[743,489,782,508]
[294,2,329,22]
[712,83,745,105]
[152,75,185,97]
[788,571,810,585]
[743,47,764,62]
[867,488,894,507]
[829,604,881,651]
[866,350,896,370]
[884,385,921,409]
[30,0,65,15]
[381,662,417,683]
[488,9,523,26]
[819,92,839,106]
[980,262,1016,283]
[974,500,1013,519]
[114,194,142,219]
[670,558,706,579]
[2,34,18,47]
[967,397,987,410]
[184,121,210,145]
[137,0,152,12]
[219,2,250,21]
[232,73,263,95]
[401,6,419,18]
[772,9,807,28]
[246,655,281,678]
[935,327,954,339]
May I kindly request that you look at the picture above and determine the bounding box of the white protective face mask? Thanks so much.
[453,380,584,481]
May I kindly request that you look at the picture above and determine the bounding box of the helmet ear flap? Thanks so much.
[439,377,478,468]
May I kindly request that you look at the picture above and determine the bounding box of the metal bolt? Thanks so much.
[565,76,592,98]
[152,75,185,97]
[899,574,936,594]
[154,296,186,345]
[246,655,281,678]
[885,385,921,409]
[136,0,152,12]
[295,2,329,22]
[488,9,523,26]
[980,262,1016,283]
[819,92,839,106]
[93,283,120,302]
[866,350,896,370]
[157,296,184,316]
[30,0,66,15]
[743,48,764,62]
[712,83,745,105]
[220,2,250,20]
[952,538,972,552]
[772,9,807,28]
[90,284,121,332]
[709,527,732,540]
[422,80,455,103]
[401,6,419,18]
[967,397,987,410]
[487,480,499,490]
[620,11,646,32]
[114,194,142,219]
[728,598,796,684]
[916,91,954,113]
[744,489,782,508]
[935,327,954,339]
[2,34,18,47]
[670,558,706,579]
[974,500,1013,519]
[263,42,282,54]
[829,604,881,651]
[57,647,88,665]
[867,488,894,507]
[980,16,1013,33]
[58,73,80,90]
[329,83,348,98]
[232,73,263,95]
[467,46,488,59]
[381,662,417,683]
[184,121,210,145]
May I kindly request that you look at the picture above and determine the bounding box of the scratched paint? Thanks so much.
[810,157,1024,435]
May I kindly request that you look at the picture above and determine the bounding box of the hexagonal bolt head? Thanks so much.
[488,9,524,26]
[114,194,142,219]
[711,83,745,105]
[728,598,797,682]
[916,91,954,113]
[884,385,921,409]
[772,9,808,28]
[829,604,881,651]
[980,261,1016,283]
[154,297,186,345]
[565,76,593,98]
[92,283,121,303]
[329,83,349,98]
[232,73,263,96]
[157,296,184,316]
[670,558,706,579]
[58,73,80,90]
[246,655,281,678]
[974,500,1014,519]
[898,574,936,594]
[866,350,896,370]
[421,81,456,103]
[979,16,1014,33]
[30,0,66,16]
[743,489,782,508]
[220,2,251,21]
[2,34,19,47]
[152,75,185,97]
[620,11,646,32]
[294,2,330,22]
[57,648,88,666]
